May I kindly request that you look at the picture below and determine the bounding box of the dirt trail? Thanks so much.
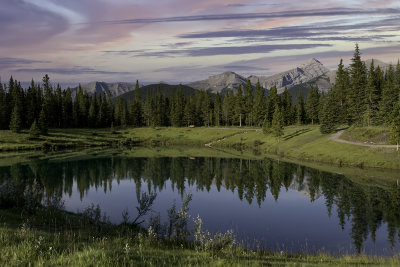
[330,130,398,148]
[205,129,259,147]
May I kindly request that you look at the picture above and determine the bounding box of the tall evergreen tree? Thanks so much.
[38,107,48,135]
[63,88,73,127]
[234,85,244,126]
[364,60,380,126]
[222,90,234,126]
[265,86,279,127]
[320,89,338,134]
[306,85,320,124]
[214,93,222,126]
[334,59,349,124]
[0,81,7,130]
[281,87,294,126]
[295,92,306,125]
[347,44,366,125]
[9,104,22,133]
[29,119,40,139]
[390,98,400,150]
[271,106,284,142]
[380,65,398,124]
[252,80,266,126]
[244,80,254,126]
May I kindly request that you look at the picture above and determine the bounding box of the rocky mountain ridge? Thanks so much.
[188,58,334,94]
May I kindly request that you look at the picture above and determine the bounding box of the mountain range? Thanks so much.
[68,58,390,100]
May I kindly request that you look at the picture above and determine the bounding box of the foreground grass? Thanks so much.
[341,126,390,144]
[214,125,400,170]
[1,209,399,266]
[1,125,399,169]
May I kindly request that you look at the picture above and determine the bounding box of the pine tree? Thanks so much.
[26,79,37,127]
[0,82,6,130]
[88,99,97,127]
[184,96,195,126]
[9,104,22,133]
[214,93,222,126]
[38,107,48,135]
[320,90,338,134]
[234,85,244,126]
[202,91,212,127]
[271,106,284,142]
[334,59,349,124]
[265,86,279,127]
[364,60,380,126]
[281,88,294,126]
[244,80,253,126]
[390,98,400,150]
[380,65,398,124]
[295,92,306,125]
[252,80,266,126]
[63,88,73,127]
[347,44,366,125]
[306,85,320,124]
[29,119,40,139]
[222,90,234,126]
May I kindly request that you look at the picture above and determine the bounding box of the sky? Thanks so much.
[1,0,400,85]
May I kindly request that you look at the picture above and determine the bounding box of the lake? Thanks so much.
[1,151,399,256]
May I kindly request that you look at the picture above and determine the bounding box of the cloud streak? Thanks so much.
[106,44,332,57]
[0,57,50,70]
[100,8,400,24]
[14,66,134,76]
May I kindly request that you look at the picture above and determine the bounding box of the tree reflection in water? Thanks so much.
[1,156,399,253]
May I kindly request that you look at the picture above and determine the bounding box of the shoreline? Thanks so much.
[0,126,399,171]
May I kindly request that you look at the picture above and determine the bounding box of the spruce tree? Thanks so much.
[252,80,266,126]
[244,80,253,126]
[29,119,40,139]
[320,90,337,134]
[214,93,222,126]
[265,86,279,127]
[63,88,73,127]
[364,60,380,126]
[380,65,398,124]
[222,90,234,126]
[295,92,306,125]
[281,88,294,126]
[271,106,284,142]
[0,82,6,130]
[9,104,22,133]
[347,44,366,125]
[334,59,349,124]
[38,107,48,135]
[234,85,244,126]
[390,98,400,150]
[88,99,97,127]
[306,85,320,124]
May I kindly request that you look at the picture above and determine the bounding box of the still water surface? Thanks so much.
[1,155,399,255]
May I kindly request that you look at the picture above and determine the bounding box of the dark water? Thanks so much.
[1,155,400,256]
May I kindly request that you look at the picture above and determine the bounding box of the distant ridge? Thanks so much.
[187,71,247,94]
[117,83,199,102]
[187,58,334,94]
[71,82,135,98]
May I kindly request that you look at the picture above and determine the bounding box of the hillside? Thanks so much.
[117,83,199,102]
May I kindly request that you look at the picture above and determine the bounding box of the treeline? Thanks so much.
[1,45,399,138]
[320,44,400,136]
